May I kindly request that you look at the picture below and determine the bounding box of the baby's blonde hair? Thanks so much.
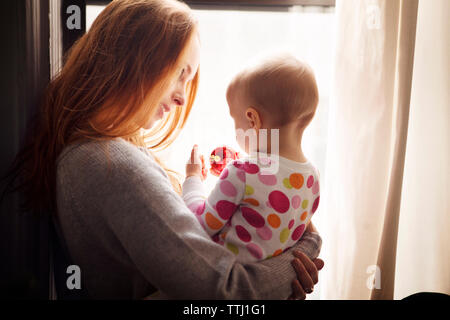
[228,53,319,128]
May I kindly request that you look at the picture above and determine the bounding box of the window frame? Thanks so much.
[87,0,335,6]
[62,0,334,56]
[61,0,335,56]
[182,0,335,6]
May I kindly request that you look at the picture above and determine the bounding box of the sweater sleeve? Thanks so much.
[182,160,245,238]
[65,140,322,299]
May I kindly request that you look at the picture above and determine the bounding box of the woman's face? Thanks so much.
[144,35,201,129]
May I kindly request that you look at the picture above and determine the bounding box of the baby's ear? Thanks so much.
[245,107,262,130]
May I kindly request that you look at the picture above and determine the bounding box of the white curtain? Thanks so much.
[321,0,450,299]
[394,0,450,299]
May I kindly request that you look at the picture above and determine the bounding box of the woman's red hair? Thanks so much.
[5,0,199,215]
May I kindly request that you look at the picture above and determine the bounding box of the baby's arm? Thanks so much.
[306,221,317,233]
[183,151,245,237]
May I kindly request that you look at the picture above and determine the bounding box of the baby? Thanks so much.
[183,53,320,262]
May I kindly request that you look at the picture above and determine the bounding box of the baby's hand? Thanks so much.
[186,145,207,181]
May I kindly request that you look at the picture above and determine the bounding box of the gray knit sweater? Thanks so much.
[55,138,322,299]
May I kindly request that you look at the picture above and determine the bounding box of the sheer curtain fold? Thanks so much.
[393,0,450,299]
[370,0,418,300]
[321,0,449,299]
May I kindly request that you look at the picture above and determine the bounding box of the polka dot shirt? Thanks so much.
[182,154,320,262]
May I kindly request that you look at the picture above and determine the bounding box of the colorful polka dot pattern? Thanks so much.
[292,224,305,241]
[241,207,265,228]
[268,214,281,228]
[220,168,229,180]
[300,211,308,221]
[257,173,277,186]
[188,157,320,263]
[216,200,236,220]
[312,181,320,195]
[312,196,320,213]
[188,201,205,216]
[280,228,290,243]
[301,199,309,209]
[227,242,239,255]
[236,169,246,182]
[246,243,263,259]
[289,173,304,189]
[288,219,295,229]
[307,175,314,188]
[272,249,282,257]
[283,178,293,189]
[245,185,254,196]
[236,225,251,242]
[268,191,290,213]
[243,198,259,206]
[220,180,237,197]
[292,195,301,209]
[196,201,205,215]
[243,162,260,174]
[256,225,272,240]
[205,212,223,230]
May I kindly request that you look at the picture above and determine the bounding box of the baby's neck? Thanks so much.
[278,143,307,163]
[256,124,307,163]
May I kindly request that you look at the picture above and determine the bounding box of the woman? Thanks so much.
[8,0,323,299]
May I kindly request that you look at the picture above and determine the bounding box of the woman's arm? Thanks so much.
[64,140,322,299]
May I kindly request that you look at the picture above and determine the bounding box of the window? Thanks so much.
[86,1,335,300]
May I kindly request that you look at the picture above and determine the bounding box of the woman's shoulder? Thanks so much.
[57,138,165,184]
[55,138,175,217]
[58,138,146,167]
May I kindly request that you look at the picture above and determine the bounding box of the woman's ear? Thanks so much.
[245,107,262,130]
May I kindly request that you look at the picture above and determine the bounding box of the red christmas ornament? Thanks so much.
[209,146,240,177]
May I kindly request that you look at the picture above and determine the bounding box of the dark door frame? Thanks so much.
[0,0,51,299]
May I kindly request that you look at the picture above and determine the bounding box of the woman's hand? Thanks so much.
[186,145,207,180]
[289,250,324,300]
